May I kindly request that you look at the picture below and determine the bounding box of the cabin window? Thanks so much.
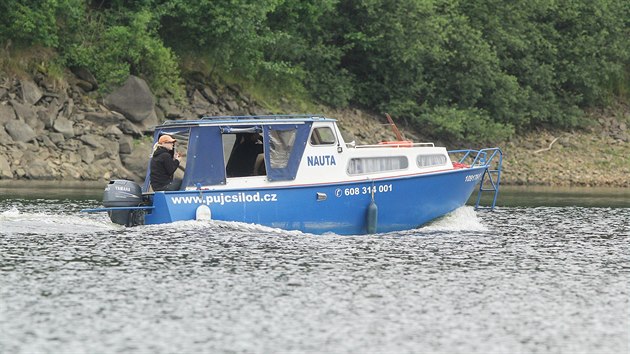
[347,156,408,175]
[417,154,447,168]
[269,128,297,168]
[225,132,265,177]
[310,127,336,145]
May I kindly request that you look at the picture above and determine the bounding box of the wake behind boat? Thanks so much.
[82,114,502,235]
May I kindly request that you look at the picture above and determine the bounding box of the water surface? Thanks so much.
[0,188,628,353]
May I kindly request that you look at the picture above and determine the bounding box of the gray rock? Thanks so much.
[192,89,208,108]
[121,139,152,178]
[26,160,52,180]
[118,135,133,154]
[93,147,108,160]
[38,109,55,131]
[104,75,157,123]
[155,106,165,121]
[53,117,75,138]
[20,79,43,105]
[78,146,95,164]
[10,100,37,123]
[138,112,159,134]
[203,87,218,104]
[8,148,24,162]
[158,97,183,119]
[79,134,103,149]
[71,67,98,89]
[224,99,239,112]
[15,167,26,178]
[0,103,16,124]
[63,98,75,119]
[103,141,120,158]
[75,79,94,92]
[84,111,123,126]
[60,162,82,179]
[0,126,14,144]
[104,125,124,138]
[0,154,13,179]
[49,132,65,145]
[158,97,174,110]
[119,120,143,137]
[5,120,36,142]
[27,109,46,133]
[40,135,56,149]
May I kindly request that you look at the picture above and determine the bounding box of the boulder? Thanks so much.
[38,109,55,130]
[84,111,123,127]
[40,135,56,149]
[75,79,94,92]
[224,99,239,112]
[0,154,13,179]
[158,97,185,119]
[192,89,209,108]
[71,67,98,89]
[10,100,37,123]
[78,146,95,164]
[79,134,103,149]
[203,87,218,104]
[5,120,36,142]
[20,79,43,105]
[138,112,159,134]
[121,140,152,178]
[104,75,157,123]
[104,125,124,138]
[0,126,14,144]
[0,103,16,125]
[118,135,133,154]
[119,120,143,137]
[60,162,82,179]
[26,160,53,180]
[53,117,75,138]
[48,132,65,145]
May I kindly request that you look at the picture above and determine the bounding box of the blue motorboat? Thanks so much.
[83,114,502,234]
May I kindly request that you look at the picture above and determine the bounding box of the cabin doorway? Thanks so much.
[223,132,266,177]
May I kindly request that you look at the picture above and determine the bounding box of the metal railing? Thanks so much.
[448,147,503,210]
[354,142,435,148]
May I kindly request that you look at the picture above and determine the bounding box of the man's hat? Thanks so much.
[158,135,177,144]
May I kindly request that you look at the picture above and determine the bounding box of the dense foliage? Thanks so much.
[1,0,628,142]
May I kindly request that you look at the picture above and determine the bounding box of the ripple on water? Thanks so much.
[0,200,628,353]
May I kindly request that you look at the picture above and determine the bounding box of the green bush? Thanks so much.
[61,9,180,94]
[1,0,628,142]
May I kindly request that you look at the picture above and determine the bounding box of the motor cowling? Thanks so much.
[103,180,142,207]
[103,180,144,226]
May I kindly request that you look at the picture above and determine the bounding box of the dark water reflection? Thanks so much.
[0,194,629,353]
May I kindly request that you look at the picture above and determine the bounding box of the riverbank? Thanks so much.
[499,107,629,187]
[0,70,628,187]
[326,105,630,188]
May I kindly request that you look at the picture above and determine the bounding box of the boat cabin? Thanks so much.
[143,115,453,192]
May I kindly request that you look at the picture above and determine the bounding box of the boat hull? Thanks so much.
[144,166,486,235]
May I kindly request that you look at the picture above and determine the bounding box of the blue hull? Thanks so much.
[144,166,486,235]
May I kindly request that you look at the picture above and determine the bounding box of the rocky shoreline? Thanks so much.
[0,71,268,183]
[0,70,628,187]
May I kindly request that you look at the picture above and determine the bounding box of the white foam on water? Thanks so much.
[421,206,488,232]
[0,207,119,235]
[1,206,21,217]
[141,218,308,237]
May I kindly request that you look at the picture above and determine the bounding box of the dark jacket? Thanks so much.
[150,147,180,191]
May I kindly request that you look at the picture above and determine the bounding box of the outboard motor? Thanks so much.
[103,180,144,226]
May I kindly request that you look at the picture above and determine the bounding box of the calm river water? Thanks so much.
[0,185,628,353]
